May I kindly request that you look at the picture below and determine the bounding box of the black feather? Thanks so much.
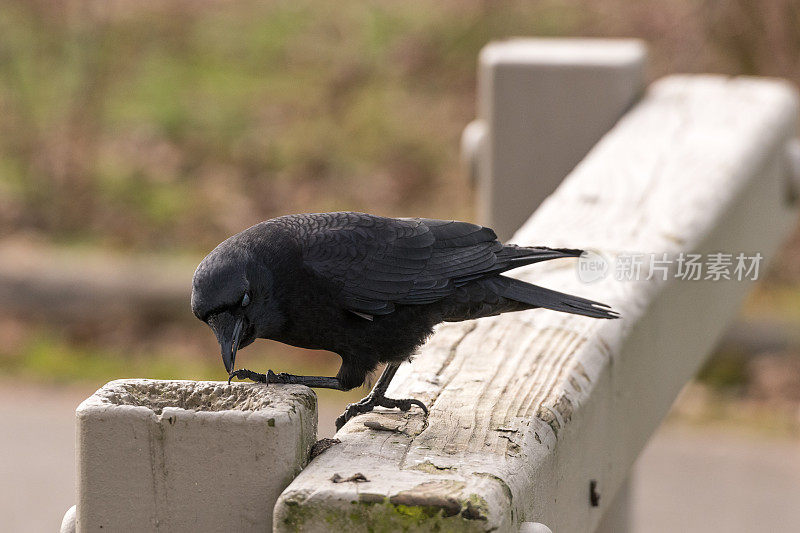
[490,276,620,319]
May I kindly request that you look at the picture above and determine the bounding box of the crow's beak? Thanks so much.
[210,312,244,374]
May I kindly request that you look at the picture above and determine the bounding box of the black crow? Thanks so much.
[191,212,618,429]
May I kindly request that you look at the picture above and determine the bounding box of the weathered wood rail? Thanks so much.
[273,72,799,533]
[63,39,800,533]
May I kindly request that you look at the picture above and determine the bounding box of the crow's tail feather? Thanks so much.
[497,275,619,319]
[496,246,584,271]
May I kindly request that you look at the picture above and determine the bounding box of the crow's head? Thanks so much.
[191,236,284,374]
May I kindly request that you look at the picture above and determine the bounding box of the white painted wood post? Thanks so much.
[73,379,316,532]
[465,38,647,241]
[273,75,799,532]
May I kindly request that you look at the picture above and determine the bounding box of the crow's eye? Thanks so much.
[241,292,250,307]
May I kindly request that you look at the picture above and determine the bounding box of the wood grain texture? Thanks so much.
[274,75,799,532]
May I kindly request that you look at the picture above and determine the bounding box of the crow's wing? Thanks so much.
[297,212,578,315]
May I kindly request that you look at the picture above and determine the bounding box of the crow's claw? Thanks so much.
[228,368,296,385]
[395,398,428,414]
[228,368,267,384]
[335,394,428,430]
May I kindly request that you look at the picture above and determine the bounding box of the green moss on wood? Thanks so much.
[278,488,494,532]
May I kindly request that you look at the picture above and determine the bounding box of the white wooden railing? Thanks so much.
[63,39,800,533]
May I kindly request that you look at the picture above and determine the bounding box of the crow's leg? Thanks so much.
[334,362,428,430]
[228,369,346,390]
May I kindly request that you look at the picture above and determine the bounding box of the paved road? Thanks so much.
[631,425,800,532]
[0,382,95,533]
[2,382,799,532]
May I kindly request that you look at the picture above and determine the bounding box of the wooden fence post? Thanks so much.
[73,379,316,532]
[465,38,647,241]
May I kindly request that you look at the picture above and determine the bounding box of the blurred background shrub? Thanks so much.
[0,0,798,428]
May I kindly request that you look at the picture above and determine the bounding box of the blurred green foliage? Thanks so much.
[2,0,799,253]
[0,0,591,251]
[0,321,361,401]
[697,348,749,391]
[1,0,799,394]
[0,331,216,383]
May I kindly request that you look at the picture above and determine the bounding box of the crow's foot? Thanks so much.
[335,394,428,431]
[228,369,344,390]
[228,368,288,384]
